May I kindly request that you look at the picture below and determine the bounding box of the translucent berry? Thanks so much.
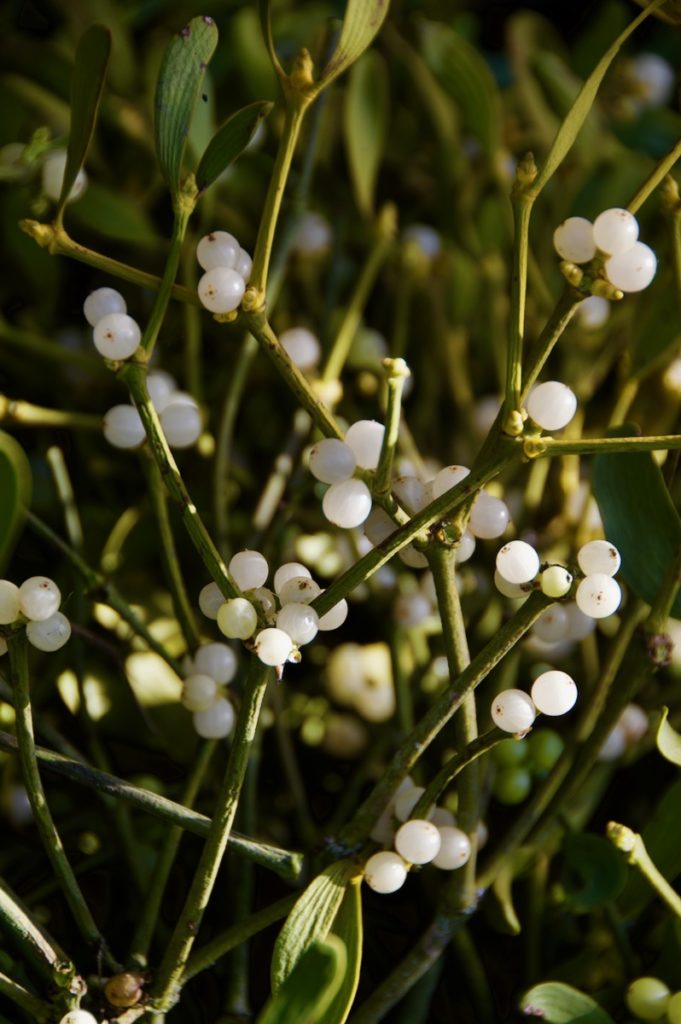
[576,574,621,618]
[293,211,332,254]
[364,850,408,893]
[456,532,476,564]
[526,381,577,431]
[280,327,321,371]
[625,977,670,1021]
[593,208,638,255]
[577,539,621,577]
[605,242,657,293]
[533,605,569,643]
[198,582,224,620]
[25,612,71,652]
[493,737,528,766]
[235,248,252,281]
[254,627,294,666]
[432,826,471,869]
[193,642,237,684]
[364,507,395,546]
[59,1012,99,1024]
[308,439,357,484]
[147,370,177,412]
[42,149,87,203]
[217,598,258,639]
[496,541,540,585]
[198,267,246,313]
[576,295,610,330]
[83,287,126,327]
[196,231,239,271]
[494,570,527,599]
[193,697,235,739]
[103,405,145,450]
[160,395,202,449]
[564,601,597,640]
[398,545,428,569]
[344,420,385,470]
[229,550,269,591]
[322,479,373,528]
[394,819,442,864]
[553,217,596,263]
[394,784,425,822]
[93,313,141,360]
[276,603,319,645]
[392,475,427,513]
[431,465,470,499]
[181,673,218,711]
[317,596,349,631]
[541,565,573,599]
[278,576,321,605]
[0,580,20,625]
[491,689,536,734]
[273,563,312,595]
[429,807,455,828]
[619,703,648,744]
[469,492,510,539]
[18,576,61,622]
[531,670,577,716]
[630,52,675,106]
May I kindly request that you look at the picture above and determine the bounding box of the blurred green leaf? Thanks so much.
[520,982,614,1023]
[632,0,681,26]
[0,431,32,574]
[69,182,159,246]
[154,15,218,202]
[318,877,363,1024]
[317,0,391,94]
[197,101,273,193]
[619,778,681,916]
[259,0,284,79]
[56,24,111,222]
[343,50,388,218]
[592,435,681,617]
[656,707,681,766]
[562,833,628,912]
[271,859,357,991]
[257,936,346,1024]
[420,20,502,160]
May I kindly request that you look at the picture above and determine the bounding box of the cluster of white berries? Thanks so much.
[196,231,253,314]
[326,642,395,722]
[181,642,238,739]
[198,553,348,669]
[0,577,71,653]
[364,778,472,894]
[553,207,657,293]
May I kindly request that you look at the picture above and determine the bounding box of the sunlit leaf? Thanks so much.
[520,981,615,1023]
[257,937,346,1024]
[0,430,32,574]
[317,0,391,95]
[343,50,388,217]
[197,101,273,193]
[319,877,363,1024]
[656,707,681,767]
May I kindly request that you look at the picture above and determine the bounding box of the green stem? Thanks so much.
[19,220,199,305]
[0,972,50,1022]
[0,396,100,431]
[26,512,184,675]
[141,204,193,357]
[450,929,496,1024]
[413,729,503,818]
[607,824,681,921]
[130,741,216,967]
[0,729,302,881]
[663,179,681,312]
[181,237,203,402]
[150,659,272,1011]
[0,876,67,981]
[505,189,534,422]
[529,434,681,457]
[627,136,681,215]
[7,634,118,970]
[520,288,583,402]
[374,359,410,498]
[182,893,298,984]
[143,458,200,651]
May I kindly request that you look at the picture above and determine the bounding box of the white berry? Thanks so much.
[577,540,621,577]
[18,577,61,622]
[605,242,657,293]
[526,381,577,431]
[364,850,408,894]
[491,689,536,733]
[564,602,597,640]
[198,582,224,620]
[322,479,373,528]
[193,697,235,739]
[254,627,293,666]
[160,396,202,448]
[42,149,87,203]
[279,327,321,371]
[309,439,357,484]
[103,405,145,449]
[403,223,441,258]
[533,606,569,643]
[593,208,638,255]
[631,52,675,106]
[0,580,20,625]
[273,563,312,595]
[394,819,442,864]
[576,574,621,618]
[26,612,71,652]
[182,673,218,711]
[317,598,348,631]
[83,287,126,327]
[619,703,649,743]
[196,231,239,271]
[494,570,527,599]
[193,642,237,684]
[93,313,141,360]
[496,541,540,585]
[293,211,332,254]
[276,603,319,645]
[392,475,427,513]
[198,267,246,313]
[576,295,610,330]
[456,532,476,564]
[278,576,321,606]
[469,492,510,539]
[553,217,596,263]
[344,420,385,470]
[429,807,455,828]
[59,1011,99,1024]
[364,507,395,546]
[217,598,258,640]
[235,247,252,281]
[432,826,472,870]
[394,784,425,822]
[531,670,577,716]
[229,550,269,591]
[147,370,177,412]
[431,465,470,500]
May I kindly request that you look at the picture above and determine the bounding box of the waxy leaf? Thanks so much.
[520,982,614,1023]
[197,101,273,192]
[344,50,389,217]
[56,24,111,222]
[656,707,681,767]
[0,430,32,574]
[154,15,218,201]
[592,436,681,617]
[317,0,391,94]
[271,859,357,991]
[257,936,346,1024]
[319,877,363,1024]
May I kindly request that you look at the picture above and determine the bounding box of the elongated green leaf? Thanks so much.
[344,50,388,217]
[258,937,346,1024]
[197,101,273,192]
[317,0,391,94]
[530,0,667,197]
[656,707,681,766]
[420,21,502,159]
[562,833,628,913]
[69,183,159,246]
[592,435,681,617]
[520,982,614,1023]
[154,15,218,201]
[271,859,357,991]
[319,878,363,1024]
[619,778,681,915]
[56,24,111,222]
[0,431,32,574]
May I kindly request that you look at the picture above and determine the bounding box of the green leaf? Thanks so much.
[0,431,32,574]
[56,24,111,222]
[619,778,681,916]
[420,21,502,159]
[196,101,274,193]
[319,877,363,1024]
[656,707,681,767]
[520,982,615,1023]
[317,0,391,95]
[343,50,389,217]
[257,936,346,1024]
[69,183,160,247]
[592,433,681,617]
[258,0,284,79]
[154,15,218,202]
[271,859,357,991]
[561,833,628,913]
